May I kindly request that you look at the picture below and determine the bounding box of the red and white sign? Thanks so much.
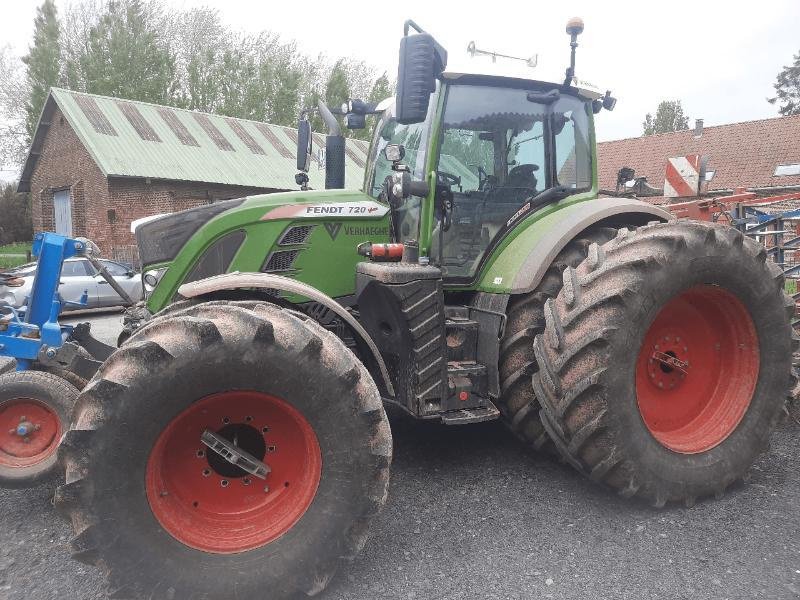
[664,155,703,198]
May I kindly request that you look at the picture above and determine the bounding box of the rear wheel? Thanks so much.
[534,222,796,506]
[498,227,616,449]
[0,371,78,487]
[56,301,391,599]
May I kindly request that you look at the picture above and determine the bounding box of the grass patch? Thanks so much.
[0,256,28,270]
[0,242,32,255]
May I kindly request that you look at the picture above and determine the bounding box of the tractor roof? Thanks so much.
[442,70,605,101]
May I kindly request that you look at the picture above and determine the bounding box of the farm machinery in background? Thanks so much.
[0,233,124,486]
[1,17,797,600]
[608,157,800,298]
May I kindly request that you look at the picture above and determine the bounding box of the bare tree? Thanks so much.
[0,46,30,174]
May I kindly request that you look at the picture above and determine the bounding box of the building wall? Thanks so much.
[29,106,108,242]
[104,179,270,264]
[30,106,277,265]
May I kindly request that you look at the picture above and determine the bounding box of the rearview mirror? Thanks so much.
[296,119,312,172]
[396,22,447,125]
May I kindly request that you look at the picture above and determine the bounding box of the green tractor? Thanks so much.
[56,19,795,599]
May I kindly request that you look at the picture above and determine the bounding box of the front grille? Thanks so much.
[262,250,300,273]
[278,225,314,246]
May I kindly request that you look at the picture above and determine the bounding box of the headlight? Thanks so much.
[143,268,167,294]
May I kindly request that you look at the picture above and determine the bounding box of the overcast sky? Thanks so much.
[2,0,799,180]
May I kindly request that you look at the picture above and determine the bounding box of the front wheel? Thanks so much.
[535,222,796,507]
[56,301,392,599]
[0,371,78,488]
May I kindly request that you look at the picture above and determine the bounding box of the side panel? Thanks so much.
[146,189,391,312]
[473,198,672,294]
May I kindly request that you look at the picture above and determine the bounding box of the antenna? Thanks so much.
[467,41,538,68]
[564,17,584,86]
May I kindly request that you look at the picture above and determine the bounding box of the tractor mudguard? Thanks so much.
[177,272,395,397]
[475,198,672,295]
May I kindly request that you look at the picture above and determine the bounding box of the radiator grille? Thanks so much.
[262,250,300,273]
[278,225,314,246]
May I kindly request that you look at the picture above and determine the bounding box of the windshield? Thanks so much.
[365,92,437,242]
[433,83,592,279]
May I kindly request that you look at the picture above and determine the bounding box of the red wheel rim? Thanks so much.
[635,285,759,454]
[146,391,322,554]
[0,398,62,468]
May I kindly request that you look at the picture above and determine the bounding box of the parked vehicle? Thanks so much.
[0,257,142,311]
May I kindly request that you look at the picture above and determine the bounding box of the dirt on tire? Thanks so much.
[0,370,78,488]
[498,227,616,450]
[55,301,392,599]
[533,221,797,507]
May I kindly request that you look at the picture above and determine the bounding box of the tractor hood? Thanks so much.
[139,189,393,313]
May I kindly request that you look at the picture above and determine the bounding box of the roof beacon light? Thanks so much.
[467,41,538,68]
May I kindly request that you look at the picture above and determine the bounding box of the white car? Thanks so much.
[0,258,143,311]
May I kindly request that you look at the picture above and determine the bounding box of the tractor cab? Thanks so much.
[365,75,596,281]
[355,18,615,285]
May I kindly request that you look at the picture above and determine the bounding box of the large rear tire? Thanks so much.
[534,222,796,506]
[0,370,78,488]
[498,227,616,449]
[55,301,391,599]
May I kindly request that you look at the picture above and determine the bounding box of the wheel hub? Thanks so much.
[645,334,690,391]
[146,391,321,554]
[635,285,759,454]
[0,398,61,468]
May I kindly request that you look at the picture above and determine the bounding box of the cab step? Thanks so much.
[440,400,500,425]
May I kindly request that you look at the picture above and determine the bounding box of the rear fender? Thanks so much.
[178,272,394,397]
[476,198,672,294]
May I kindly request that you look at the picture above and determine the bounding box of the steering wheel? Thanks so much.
[506,164,539,191]
[437,170,462,189]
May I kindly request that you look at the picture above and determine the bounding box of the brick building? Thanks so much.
[18,88,368,264]
[597,114,800,203]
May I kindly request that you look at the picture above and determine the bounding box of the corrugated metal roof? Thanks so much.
[19,87,369,192]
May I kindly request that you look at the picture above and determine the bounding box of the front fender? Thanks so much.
[178,272,394,398]
[474,198,672,294]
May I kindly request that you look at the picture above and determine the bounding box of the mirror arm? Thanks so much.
[404,19,425,35]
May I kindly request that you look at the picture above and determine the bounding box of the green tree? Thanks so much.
[325,59,351,119]
[769,50,800,116]
[78,0,176,104]
[368,73,393,105]
[642,100,689,136]
[355,72,394,141]
[21,0,61,137]
[0,184,32,245]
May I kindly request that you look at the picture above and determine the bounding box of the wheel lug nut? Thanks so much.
[264,485,270,493]
[221,479,229,488]
[202,469,211,477]
[243,478,251,486]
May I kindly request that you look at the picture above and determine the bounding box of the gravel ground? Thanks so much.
[1,313,798,600]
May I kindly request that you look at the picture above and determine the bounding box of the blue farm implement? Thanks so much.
[0,232,119,487]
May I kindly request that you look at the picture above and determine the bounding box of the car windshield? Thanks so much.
[432,83,592,279]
